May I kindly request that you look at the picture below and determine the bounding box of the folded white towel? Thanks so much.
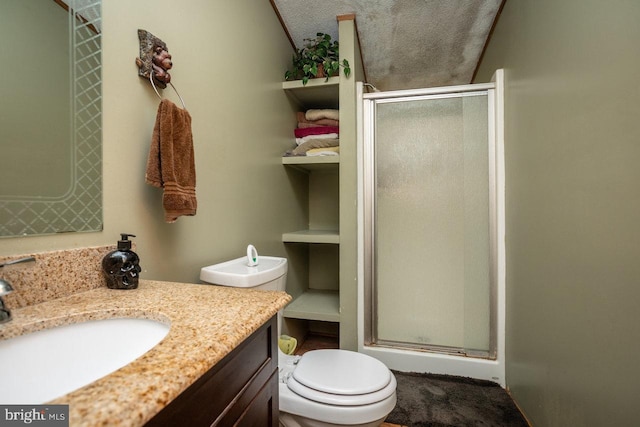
[306,147,340,156]
[296,133,338,146]
[306,109,339,121]
[292,138,339,155]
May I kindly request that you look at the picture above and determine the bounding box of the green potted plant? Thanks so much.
[284,33,351,85]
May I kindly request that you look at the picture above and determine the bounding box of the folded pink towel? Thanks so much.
[145,99,197,223]
[294,126,339,138]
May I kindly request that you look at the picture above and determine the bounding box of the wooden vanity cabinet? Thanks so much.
[145,316,279,426]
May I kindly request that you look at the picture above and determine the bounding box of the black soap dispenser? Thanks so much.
[102,233,141,290]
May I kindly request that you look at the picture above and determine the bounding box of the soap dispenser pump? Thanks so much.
[102,233,141,290]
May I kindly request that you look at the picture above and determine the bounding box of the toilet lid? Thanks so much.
[288,350,394,406]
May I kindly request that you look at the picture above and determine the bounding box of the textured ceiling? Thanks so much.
[271,0,503,91]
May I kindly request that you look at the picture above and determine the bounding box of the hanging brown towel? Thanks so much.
[146,99,197,223]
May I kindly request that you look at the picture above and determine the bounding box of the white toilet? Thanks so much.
[200,250,397,427]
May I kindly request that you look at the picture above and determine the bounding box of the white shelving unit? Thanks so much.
[280,15,363,350]
[281,78,341,330]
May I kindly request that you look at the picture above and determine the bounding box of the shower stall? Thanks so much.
[357,71,505,385]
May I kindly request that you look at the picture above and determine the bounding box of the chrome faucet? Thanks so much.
[0,256,35,323]
[0,279,13,323]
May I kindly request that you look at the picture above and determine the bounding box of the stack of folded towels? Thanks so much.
[284,109,340,157]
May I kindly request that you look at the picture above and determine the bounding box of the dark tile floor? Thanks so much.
[293,335,529,427]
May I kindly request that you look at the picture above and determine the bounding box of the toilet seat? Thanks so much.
[287,349,395,406]
[288,374,396,406]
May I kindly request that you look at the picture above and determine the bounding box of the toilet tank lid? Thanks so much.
[292,349,392,396]
[200,256,287,288]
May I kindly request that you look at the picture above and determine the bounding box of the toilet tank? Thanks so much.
[200,256,287,291]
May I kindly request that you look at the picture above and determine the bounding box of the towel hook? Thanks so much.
[149,71,186,110]
[135,29,186,110]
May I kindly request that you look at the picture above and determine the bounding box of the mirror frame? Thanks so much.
[0,0,102,237]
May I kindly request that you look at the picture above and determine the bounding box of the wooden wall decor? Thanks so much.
[135,29,173,89]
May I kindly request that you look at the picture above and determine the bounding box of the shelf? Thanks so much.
[282,77,339,109]
[278,17,360,350]
[282,156,339,172]
[282,230,339,244]
[283,290,340,322]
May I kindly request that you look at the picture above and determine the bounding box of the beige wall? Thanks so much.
[0,1,305,285]
[475,0,640,425]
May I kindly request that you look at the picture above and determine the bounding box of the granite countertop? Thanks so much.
[0,279,291,426]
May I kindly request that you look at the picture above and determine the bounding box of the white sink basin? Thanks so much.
[0,318,170,403]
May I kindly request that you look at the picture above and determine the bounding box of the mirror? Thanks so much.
[0,0,102,237]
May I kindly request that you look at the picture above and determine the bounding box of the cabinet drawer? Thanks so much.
[146,316,278,426]
[234,371,278,426]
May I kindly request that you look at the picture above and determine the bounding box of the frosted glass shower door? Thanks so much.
[371,92,492,355]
